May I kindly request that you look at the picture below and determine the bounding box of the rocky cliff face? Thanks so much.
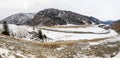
[0,13,36,25]
[29,8,102,26]
[111,20,120,33]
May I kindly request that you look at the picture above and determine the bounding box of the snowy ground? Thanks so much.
[0,24,120,58]
[0,48,28,58]
[0,24,38,41]
[41,25,117,42]
[0,24,118,42]
[113,52,120,58]
[41,25,109,33]
[42,29,117,41]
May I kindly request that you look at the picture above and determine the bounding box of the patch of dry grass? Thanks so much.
[0,34,119,58]
[0,34,110,48]
[39,37,109,48]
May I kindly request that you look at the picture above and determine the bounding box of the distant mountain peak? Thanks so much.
[0,13,36,25]
[29,8,102,26]
[0,8,103,26]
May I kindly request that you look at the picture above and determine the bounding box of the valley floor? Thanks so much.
[40,25,117,42]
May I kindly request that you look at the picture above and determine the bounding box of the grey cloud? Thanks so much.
[0,0,120,21]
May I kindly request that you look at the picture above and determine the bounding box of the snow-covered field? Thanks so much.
[41,25,117,41]
[41,25,109,33]
[42,29,117,41]
[0,24,118,42]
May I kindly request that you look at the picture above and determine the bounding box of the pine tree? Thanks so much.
[2,21,10,35]
[38,30,43,39]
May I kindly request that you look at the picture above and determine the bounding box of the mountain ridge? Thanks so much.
[0,13,36,25]
[29,8,102,26]
[0,8,104,26]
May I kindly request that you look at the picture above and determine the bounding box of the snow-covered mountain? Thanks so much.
[29,8,102,26]
[0,8,103,26]
[0,13,36,25]
[102,20,113,25]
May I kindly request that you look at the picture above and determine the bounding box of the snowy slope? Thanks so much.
[0,24,39,41]
[0,13,36,25]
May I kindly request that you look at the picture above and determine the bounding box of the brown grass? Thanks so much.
[0,34,109,48]
[0,34,118,58]
[39,37,109,48]
[111,23,120,33]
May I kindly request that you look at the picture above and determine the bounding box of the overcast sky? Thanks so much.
[0,0,120,21]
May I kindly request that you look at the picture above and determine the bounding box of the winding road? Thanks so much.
[40,27,110,34]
